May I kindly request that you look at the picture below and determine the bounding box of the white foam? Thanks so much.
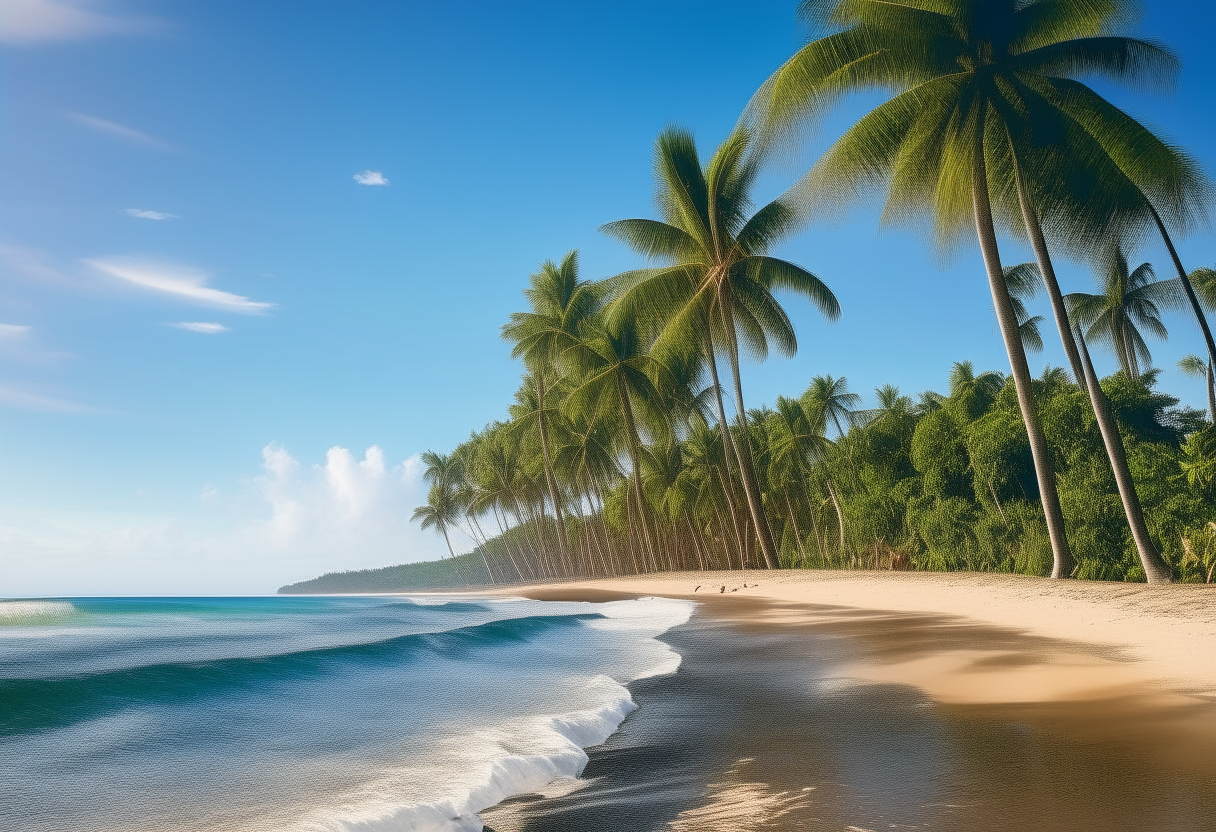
[299,597,695,832]
[0,600,76,625]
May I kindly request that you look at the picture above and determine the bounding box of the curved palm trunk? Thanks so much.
[1151,205,1216,370]
[1018,182,1166,581]
[438,524,470,586]
[716,291,780,569]
[1014,175,1087,388]
[973,128,1074,579]
[1075,326,1173,583]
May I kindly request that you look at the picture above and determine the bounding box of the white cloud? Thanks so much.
[68,112,165,149]
[0,443,454,595]
[85,256,275,315]
[170,322,228,334]
[0,324,32,340]
[0,0,159,45]
[126,208,177,220]
[354,169,389,186]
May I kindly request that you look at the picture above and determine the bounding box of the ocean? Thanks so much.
[0,594,693,832]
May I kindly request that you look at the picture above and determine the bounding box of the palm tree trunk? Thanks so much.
[716,290,779,569]
[1014,174,1087,388]
[1151,205,1216,370]
[534,376,572,575]
[1018,181,1167,582]
[826,479,846,559]
[784,492,808,565]
[439,525,470,586]
[703,332,752,546]
[1207,361,1215,424]
[972,125,1073,579]
[1075,325,1173,583]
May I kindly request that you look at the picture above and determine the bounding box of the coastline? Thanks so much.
[474,571,1216,831]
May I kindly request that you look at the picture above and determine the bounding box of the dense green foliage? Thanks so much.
[283,0,1216,594]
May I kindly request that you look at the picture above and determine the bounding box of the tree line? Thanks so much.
[407,0,1216,588]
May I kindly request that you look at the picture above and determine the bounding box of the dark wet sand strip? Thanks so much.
[482,590,1216,832]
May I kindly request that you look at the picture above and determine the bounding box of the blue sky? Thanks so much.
[2,0,1214,595]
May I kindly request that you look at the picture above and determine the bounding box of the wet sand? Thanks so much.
[478,575,1216,832]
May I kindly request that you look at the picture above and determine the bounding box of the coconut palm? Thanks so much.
[1178,354,1215,424]
[502,253,602,572]
[562,316,676,571]
[411,485,470,584]
[801,375,859,438]
[747,0,1197,580]
[1006,263,1046,354]
[602,126,839,569]
[1065,248,1180,380]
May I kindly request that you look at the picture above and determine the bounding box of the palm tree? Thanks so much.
[502,253,600,572]
[1065,248,1179,380]
[562,316,676,572]
[411,485,470,585]
[748,0,1194,580]
[801,375,859,439]
[602,126,839,569]
[1006,264,1046,355]
[1178,354,1215,424]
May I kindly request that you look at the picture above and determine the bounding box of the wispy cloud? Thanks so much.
[354,169,389,186]
[0,383,93,413]
[126,208,177,221]
[84,256,275,315]
[0,0,160,45]
[170,322,228,334]
[0,324,32,341]
[68,112,166,149]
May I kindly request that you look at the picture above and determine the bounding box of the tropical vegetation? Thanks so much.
[376,0,1216,591]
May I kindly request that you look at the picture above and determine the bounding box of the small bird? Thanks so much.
[719,586,726,593]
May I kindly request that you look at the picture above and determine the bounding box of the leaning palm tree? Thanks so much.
[747,0,1194,580]
[1065,248,1179,380]
[602,126,839,569]
[411,485,471,585]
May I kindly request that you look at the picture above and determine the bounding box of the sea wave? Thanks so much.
[0,601,77,626]
[301,676,640,832]
[0,613,601,738]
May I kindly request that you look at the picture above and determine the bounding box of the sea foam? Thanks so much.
[0,600,76,626]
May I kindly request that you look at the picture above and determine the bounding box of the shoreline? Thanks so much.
[473,571,1216,831]
[481,570,1216,697]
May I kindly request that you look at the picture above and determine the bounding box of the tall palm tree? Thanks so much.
[502,253,600,571]
[603,126,839,569]
[1065,248,1179,380]
[748,0,1193,580]
[562,317,675,571]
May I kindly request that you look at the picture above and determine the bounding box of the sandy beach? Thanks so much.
[477,571,1216,832]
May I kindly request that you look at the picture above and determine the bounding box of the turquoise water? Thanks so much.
[0,595,692,831]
